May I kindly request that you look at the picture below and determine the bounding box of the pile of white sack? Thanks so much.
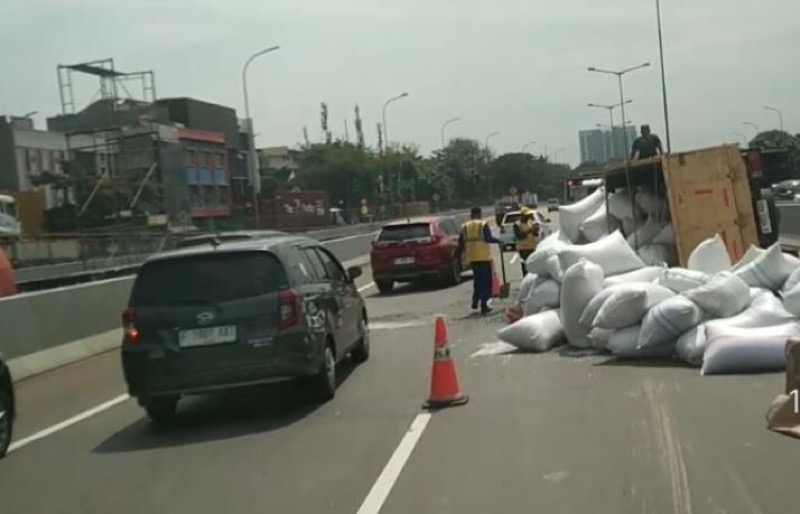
[499,187,800,375]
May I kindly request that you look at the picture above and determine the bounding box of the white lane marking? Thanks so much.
[356,412,432,514]
[358,282,375,292]
[8,394,130,454]
[369,320,429,331]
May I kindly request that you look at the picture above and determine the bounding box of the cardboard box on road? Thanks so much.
[766,338,800,440]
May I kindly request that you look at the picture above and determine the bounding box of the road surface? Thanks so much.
[2,219,800,514]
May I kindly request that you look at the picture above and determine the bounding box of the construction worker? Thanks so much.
[631,124,664,160]
[457,206,503,314]
[513,207,540,275]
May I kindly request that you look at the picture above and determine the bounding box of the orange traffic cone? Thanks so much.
[491,261,502,298]
[423,316,469,409]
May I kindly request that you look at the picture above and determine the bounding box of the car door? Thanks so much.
[300,246,340,341]
[312,246,361,352]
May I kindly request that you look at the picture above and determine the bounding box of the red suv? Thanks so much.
[370,216,465,294]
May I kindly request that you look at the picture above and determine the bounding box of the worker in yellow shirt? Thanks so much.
[513,207,540,276]
[456,207,503,314]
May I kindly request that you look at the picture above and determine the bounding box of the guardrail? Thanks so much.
[11,207,472,285]
[1,210,476,364]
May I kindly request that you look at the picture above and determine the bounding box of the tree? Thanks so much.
[354,105,365,148]
[320,103,331,144]
[430,138,492,201]
[750,130,800,178]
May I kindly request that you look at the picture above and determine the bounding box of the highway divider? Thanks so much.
[3,209,479,379]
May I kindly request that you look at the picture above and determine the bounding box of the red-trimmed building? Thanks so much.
[179,128,231,218]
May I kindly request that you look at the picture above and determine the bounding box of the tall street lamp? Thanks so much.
[382,92,409,147]
[743,121,760,137]
[22,111,38,118]
[440,117,460,147]
[588,63,650,159]
[588,99,633,158]
[522,140,537,153]
[484,131,500,199]
[554,147,566,163]
[242,44,280,226]
[764,106,784,131]
[655,0,672,153]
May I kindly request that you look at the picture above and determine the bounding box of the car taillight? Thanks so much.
[122,308,140,346]
[278,289,301,330]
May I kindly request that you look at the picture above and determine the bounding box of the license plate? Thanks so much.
[394,257,415,265]
[179,325,237,348]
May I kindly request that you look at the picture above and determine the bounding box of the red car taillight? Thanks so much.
[278,289,302,330]
[122,308,140,346]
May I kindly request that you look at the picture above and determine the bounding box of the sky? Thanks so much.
[1,0,798,167]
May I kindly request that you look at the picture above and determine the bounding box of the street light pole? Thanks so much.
[743,121,760,137]
[554,147,566,163]
[522,140,537,153]
[484,131,500,200]
[764,106,784,131]
[242,44,280,228]
[381,92,409,148]
[588,100,632,159]
[655,0,672,154]
[588,63,650,160]
[440,117,460,147]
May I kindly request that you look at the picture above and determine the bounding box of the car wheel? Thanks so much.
[314,342,337,402]
[0,389,12,458]
[376,279,394,294]
[144,395,179,426]
[351,314,370,364]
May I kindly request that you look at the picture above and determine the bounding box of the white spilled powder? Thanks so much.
[544,471,570,483]
[470,341,518,357]
[369,319,430,331]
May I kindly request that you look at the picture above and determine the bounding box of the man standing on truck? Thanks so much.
[457,207,503,314]
[513,207,540,276]
[630,125,664,160]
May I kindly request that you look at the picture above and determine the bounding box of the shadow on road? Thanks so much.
[92,359,360,454]
[592,356,691,369]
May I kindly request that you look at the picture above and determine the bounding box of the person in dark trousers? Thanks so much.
[457,207,503,314]
[631,125,664,160]
[513,207,540,276]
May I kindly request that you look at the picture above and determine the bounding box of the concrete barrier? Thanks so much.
[3,210,476,375]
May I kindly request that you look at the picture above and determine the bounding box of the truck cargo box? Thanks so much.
[604,145,759,267]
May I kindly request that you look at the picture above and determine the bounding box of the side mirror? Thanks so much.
[347,266,363,282]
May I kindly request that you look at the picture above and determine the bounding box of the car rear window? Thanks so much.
[377,223,432,242]
[131,251,288,307]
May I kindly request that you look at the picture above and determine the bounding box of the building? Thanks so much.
[180,129,231,218]
[0,115,95,209]
[258,146,299,172]
[578,126,637,165]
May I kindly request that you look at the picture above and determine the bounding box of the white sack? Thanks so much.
[676,325,707,366]
[732,245,766,271]
[783,267,800,293]
[638,296,706,349]
[705,291,794,332]
[635,189,669,219]
[656,268,709,294]
[687,234,732,274]
[652,223,675,245]
[526,234,569,277]
[701,323,800,375]
[781,285,800,317]
[626,217,663,247]
[608,325,675,359]
[559,187,606,243]
[558,231,646,278]
[545,254,564,282]
[588,327,614,350]
[734,243,798,291]
[607,191,643,221]
[637,244,678,267]
[593,283,676,330]
[559,260,605,348]
[580,203,611,243]
[751,287,770,301]
[603,266,667,287]
[497,310,566,352]
[682,272,751,318]
[518,273,540,304]
[523,279,561,316]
